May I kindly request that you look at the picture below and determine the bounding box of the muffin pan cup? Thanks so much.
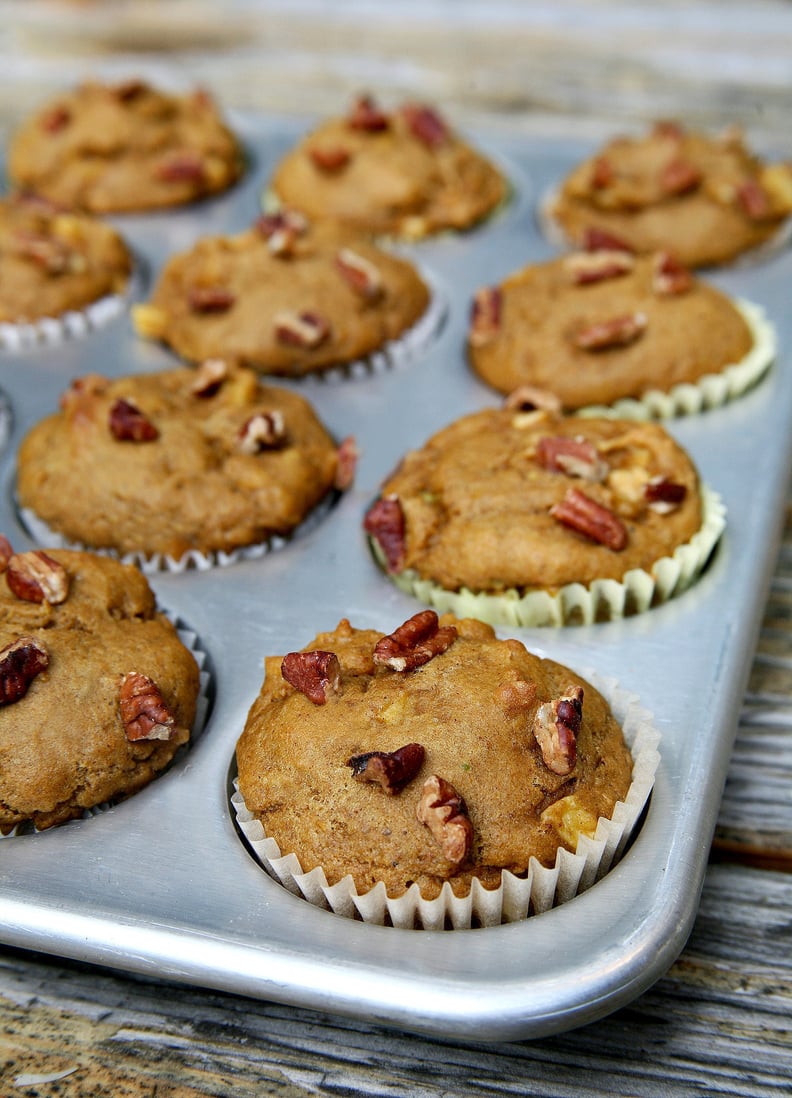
[1,113,791,1041]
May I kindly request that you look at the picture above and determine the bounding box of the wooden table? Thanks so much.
[2,3,792,1094]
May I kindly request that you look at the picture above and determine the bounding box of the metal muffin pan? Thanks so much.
[1,112,791,1042]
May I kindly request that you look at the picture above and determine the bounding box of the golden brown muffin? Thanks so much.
[550,120,792,268]
[16,363,348,560]
[467,250,757,409]
[7,79,244,213]
[236,613,633,899]
[0,547,199,833]
[132,213,431,377]
[269,93,507,238]
[0,193,131,323]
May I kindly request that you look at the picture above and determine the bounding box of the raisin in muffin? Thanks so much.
[7,79,244,213]
[0,545,199,833]
[269,93,507,239]
[550,120,792,268]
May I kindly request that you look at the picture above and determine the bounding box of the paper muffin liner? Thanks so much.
[1,614,212,838]
[0,387,12,456]
[374,483,725,628]
[232,672,659,930]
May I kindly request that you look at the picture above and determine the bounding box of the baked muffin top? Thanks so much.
[132,213,431,376]
[550,121,792,268]
[467,250,755,407]
[364,409,703,593]
[269,93,507,238]
[236,613,633,899]
[0,193,131,323]
[7,79,244,213]
[17,363,347,560]
[0,546,199,834]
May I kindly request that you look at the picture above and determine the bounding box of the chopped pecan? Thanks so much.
[0,534,13,572]
[191,358,229,397]
[334,435,358,490]
[187,286,236,314]
[645,476,687,513]
[590,156,614,189]
[564,250,634,285]
[416,775,473,868]
[113,78,147,102]
[109,397,159,442]
[254,209,308,256]
[581,227,634,254]
[237,410,286,453]
[281,649,342,705]
[335,248,384,300]
[119,671,176,742]
[11,230,80,275]
[273,310,330,349]
[495,678,537,716]
[737,179,772,221]
[401,103,448,148]
[41,105,71,133]
[155,151,206,183]
[347,93,390,132]
[373,610,457,672]
[652,251,693,296]
[660,157,702,196]
[309,146,351,172]
[469,286,502,348]
[503,385,562,414]
[347,742,425,794]
[550,487,628,550]
[572,312,647,351]
[60,373,108,416]
[533,686,583,775]
[0,635,49,706]
[6,551,70,605]
[363,496,406,572]
[536,436,608,481]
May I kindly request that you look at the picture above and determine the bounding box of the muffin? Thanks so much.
[7,79,244,213]
[132,213,433,378]
[467,249,774,416]
[549,120,792,268]
[0,545,199,834]
[0,193,131,324]
[16,362,350,564]
[363,408,724,626]
[235,612,657,927]
[268,93,507,239]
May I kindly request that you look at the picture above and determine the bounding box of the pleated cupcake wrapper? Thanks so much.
[232,673,659,930]
[16,487,338,576]
[1,616,211,838]
[377,483,725,628]
[0,388,12,455]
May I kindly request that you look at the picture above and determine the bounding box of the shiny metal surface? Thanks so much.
[1,113,791,1041]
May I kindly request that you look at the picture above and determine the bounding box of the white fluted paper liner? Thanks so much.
[378,483,725,628]
[232,673,659,930]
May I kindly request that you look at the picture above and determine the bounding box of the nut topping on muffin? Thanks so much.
[550,488,629,551]
[363,496,406,573]
[335,248,384,300]
[281,650,343,705]
[347,742,426,794]
[119,671,177,742]
[109,398,159,443]
[0,636,49,706]
[7,551,70,604]
[273,310,331,349]
[237,411,287,453]
[536,436,608,481]
[533,686,583,776]
[416,775,473,868]
[564,250,634,285]
[572,311,648,351]
[373,610,457,671]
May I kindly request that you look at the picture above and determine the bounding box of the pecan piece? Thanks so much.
[0,636,49,706]
[41,105,71,133]
[254,209,308,256]
[113,78,148,102]
[187,286,235,314]
[334,435,358,490]
[309,146,351,173]
[503,385,562,414]
[273,310,330,349]
[373,610,457,672]
[191,358,229,398]
[550,488,628,551]
[581,227,633,254]
[469,286,502,348]
[645,476,687,513]
[0,534,13,572]
[119,671,176,742]
[6,551,70,605]
[737,179,772,221]
[363,497,405,572]
[572,312,647,351]
[652,251,693,296]
[347,93,390,132]
[155,151,206,183]
[11,230,80,275]
[536,436,608,481]
[335,248,384,300]
[589,156,614,189]
[660,157,702,196]
[533,686,583,775]
[401,103,448,148]
[564,250,634,285]
[237,410,286,453]
[109,397,159,442]
[281,650,342,705]
[416,775,473,868]
[347,742,425,794]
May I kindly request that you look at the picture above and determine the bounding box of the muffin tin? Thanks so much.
[1,111,792,1041]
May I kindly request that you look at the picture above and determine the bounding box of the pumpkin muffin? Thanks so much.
[467,249,773,415]
[0,546,199,834]
[0,193,131,324]
[549,120,792,268]
[132,213,432,377]
[7,79,244,213]
[363,408,724,626]
[235,611,651,926]
[16,362,349,564]
[269,93,507,239]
